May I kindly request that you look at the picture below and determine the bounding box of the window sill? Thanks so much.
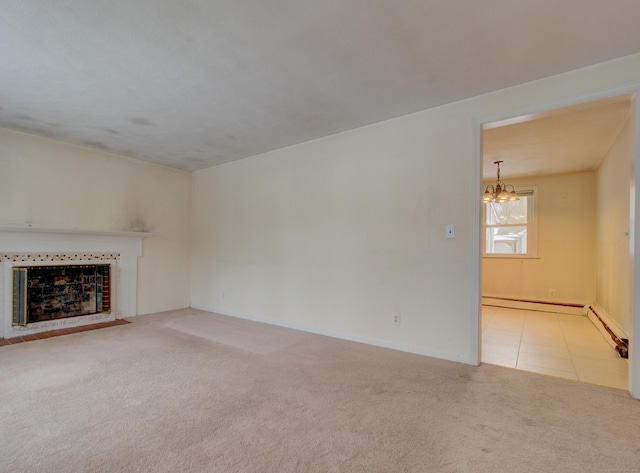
[482,254,540,259]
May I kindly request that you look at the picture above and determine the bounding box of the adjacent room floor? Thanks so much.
[481,305,629,390]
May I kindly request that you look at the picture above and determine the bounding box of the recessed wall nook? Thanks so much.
[0,226,150,339]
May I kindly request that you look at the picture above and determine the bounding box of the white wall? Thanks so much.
[482,171,596,305]
[192,113,473,361]
[0,130,192,314]
[596,118,633,334]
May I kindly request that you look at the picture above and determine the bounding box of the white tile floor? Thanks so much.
[481,305,629,390]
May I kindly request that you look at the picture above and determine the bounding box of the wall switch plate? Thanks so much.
[446,225,455,239]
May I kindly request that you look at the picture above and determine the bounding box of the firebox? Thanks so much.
[12,264,111,326]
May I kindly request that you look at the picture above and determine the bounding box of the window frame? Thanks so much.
[482,186,538,258]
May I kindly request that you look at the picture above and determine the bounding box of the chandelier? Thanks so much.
[482,160,519,203]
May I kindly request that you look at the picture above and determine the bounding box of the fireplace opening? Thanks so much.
[12,264,111,326]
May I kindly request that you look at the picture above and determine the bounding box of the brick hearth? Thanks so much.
[0,319,130,346]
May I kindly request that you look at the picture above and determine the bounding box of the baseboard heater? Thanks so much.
[485,296,583,308]
[588,305,628,359]
[482,296,584,315]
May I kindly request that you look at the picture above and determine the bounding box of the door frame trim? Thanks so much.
[469,81,640,398]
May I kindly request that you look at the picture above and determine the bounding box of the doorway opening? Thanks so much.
[477,93,635,391]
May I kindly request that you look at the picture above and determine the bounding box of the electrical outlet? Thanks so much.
[392,313,401,326]
[548,289,556,298]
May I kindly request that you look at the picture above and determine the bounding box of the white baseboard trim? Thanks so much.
[586,304,629,353]
[191,305,471,365]
[482,297,585,315]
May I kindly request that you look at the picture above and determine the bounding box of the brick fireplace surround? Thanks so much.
[0,226,150,340]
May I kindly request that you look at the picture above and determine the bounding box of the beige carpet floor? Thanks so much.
[1,308,639,473]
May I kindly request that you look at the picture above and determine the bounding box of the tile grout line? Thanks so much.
[557,313,581,381]
[514,310,526,369]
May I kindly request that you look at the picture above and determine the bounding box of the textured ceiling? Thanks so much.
[483,96,632,180]
[2,0,640,171]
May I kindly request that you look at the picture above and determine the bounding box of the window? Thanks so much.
[484,188,537,256]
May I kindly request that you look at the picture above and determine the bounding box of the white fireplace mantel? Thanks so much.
[0,226,151,338]
[0,225,152,238]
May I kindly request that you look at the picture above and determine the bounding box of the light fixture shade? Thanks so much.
[508,190,520,201]
[496,191,510,203]
[482,189,494,203]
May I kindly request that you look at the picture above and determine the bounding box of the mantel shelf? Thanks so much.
[0,225,152,238]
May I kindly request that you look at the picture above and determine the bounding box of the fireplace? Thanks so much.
[13,264,111,326]
[0,226,149,339]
